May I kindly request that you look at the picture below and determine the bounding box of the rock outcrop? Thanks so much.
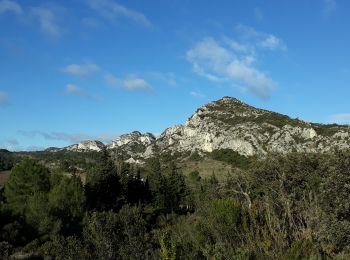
[51,97,350,161]
[65,140,105,152]
[107,131,156,160]
[153,96,350,157]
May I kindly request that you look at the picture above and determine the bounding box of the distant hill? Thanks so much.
[44,96,350,163]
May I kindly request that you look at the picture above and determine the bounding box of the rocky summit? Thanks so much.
[63,140,105,152]
[154,96,350,157]
[55,97,350,160]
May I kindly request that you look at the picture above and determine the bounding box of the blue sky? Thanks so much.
[1,0,350,151]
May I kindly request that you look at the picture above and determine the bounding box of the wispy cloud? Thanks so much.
[253,7,263,22]
[146,72,177,86]
[0,0,22,15]
[105,73,153,93]
[235,24,287,51]
[0,91,9,107]
[259,35,286,51]
[0,138,19,151]
[19,130,119,144]
[186,25,287,99]
[64,84,103,101]
[63,63,100,77]
[87,0,152,27]
[190,91,206,98]
[0,138,18,146]
[323,0,337,17]
[329,113,350,124]
[187,39,275,98]
[31,6,62,37]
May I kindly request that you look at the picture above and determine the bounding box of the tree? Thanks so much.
[4,159,50,215]
[85,152,123,211]
[48,175,86,235]
[83,211,122,260]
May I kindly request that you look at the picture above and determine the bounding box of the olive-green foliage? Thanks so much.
[48,175,86,235]
[281,239,322,260]
[148,162,189,213]
[39,236,87,260]
[4,150,350,259]
[313,123,349,137]
[83,210,122,260]
[83,206,149,260]
[85,152,123,212]
[311,150,350,255]
[28,150,101,171]
[4,159,50,215]
[210,149,251,168]
[0,149,16,171]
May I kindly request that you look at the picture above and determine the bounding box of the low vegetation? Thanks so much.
[1,150,350,259]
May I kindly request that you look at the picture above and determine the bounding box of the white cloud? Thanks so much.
[186,36,277,99]
[329,113,350,124]
[63,63,100,77]
[0,0,22,15]
[105,73,120,86]
[146,72,177,86]
[190,91,206,98]
[31,6,62,37]
[0,91,9,106]
[19,130,120,144]
[260,35,286,51]
[323,0,337,17]
[235,24,260,39]
[235,24,286,51]
[88,0,152,27]
[186,25,287,99]
[105,73,153,92]
[225,39,251,53]
[124,77,150,91]
[64,84,103,101]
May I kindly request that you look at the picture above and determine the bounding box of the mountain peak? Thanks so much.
[65,140,105,152]
[217,96,245,104]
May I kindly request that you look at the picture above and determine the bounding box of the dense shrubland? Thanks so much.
[1,150,350,259]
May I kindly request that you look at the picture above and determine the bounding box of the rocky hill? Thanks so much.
[51,97,350,161]
[60,140,105,152]
[107,131,156,163]
[153,96,350,157]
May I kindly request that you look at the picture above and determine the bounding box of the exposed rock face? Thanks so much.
[107,131,156,160]
[52,96,350,160]
[65,140,105,152]
[154,96,350,157]
[107,131,155,149]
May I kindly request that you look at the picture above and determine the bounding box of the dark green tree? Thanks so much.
[48,175,86,235]
[4,159,50,215]
[85,151,123,211]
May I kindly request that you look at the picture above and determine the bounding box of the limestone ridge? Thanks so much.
[65,140,105,152]
[154,96,350,156]
[107,131,156,162]
[53,132,157,159]
[52,97,350,159]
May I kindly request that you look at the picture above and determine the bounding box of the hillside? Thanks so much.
[51,96,350,162]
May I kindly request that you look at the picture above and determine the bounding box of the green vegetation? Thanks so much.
[2,150,350,258]
[0,150,17,171]
[313,123,350,137]
[207,101,350,138]
[210,148,252,168]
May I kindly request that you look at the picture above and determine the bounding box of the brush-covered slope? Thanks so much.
[153,96,350,156]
